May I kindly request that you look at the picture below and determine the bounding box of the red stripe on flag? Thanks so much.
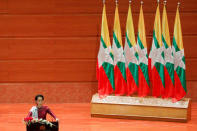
[148,58,152,81]
[172,71,186,102]
[163,67,174,98]
[138,67,149,97]
[151,66,165,97]
[98,65,114,97]
[114,65,127,95]
[126,67,138,96]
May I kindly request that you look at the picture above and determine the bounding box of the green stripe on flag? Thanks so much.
[146,54,148,58]
[139,63,149,86]
[128,62,138,86]
[182,56,185,64]
[101,36,107,48]
[173,37,180,52]
[126,33,132,48]
[135,52,139,60]
[166,62,174,85]
[102,62,115,90]
[117,62,127,82]
[101,36,114,60]
[176,66,187,92]
[161,51,165,59]
[162,35,169,49]
[110,52,114,60]
[153,30,160,48]
[137,33,144,49]
[113,32,121,48]
[154,62,165,87]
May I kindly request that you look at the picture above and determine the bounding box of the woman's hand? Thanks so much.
[56,118,59,122]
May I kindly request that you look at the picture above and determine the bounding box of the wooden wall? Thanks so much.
[0,0,197,103]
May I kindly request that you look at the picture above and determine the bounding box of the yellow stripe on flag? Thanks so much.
[173,7,184,50]
[154,5,162,47]
[101,4,111,47]
[138,5,147,48]
[113,4,123,46]
[162,5,171,46]
[126,5,136,46]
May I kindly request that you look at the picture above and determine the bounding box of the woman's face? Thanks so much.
[36,97,43,107]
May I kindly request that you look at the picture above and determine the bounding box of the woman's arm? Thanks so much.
[26,111,32,118]
[47,107,57,120]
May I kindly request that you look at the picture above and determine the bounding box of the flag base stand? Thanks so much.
[91,93,191,122]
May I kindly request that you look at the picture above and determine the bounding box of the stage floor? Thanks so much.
[0,103,197,131]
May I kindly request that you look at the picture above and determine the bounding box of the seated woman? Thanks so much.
[26,94,58,121]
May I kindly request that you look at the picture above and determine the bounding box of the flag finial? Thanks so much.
[103,0,105,4]
[157,0,160,4]
[141,1,143,5]
[164,0,167,5]
[129,0,132,4]
[178,2,180,7]
[115,0,118,5]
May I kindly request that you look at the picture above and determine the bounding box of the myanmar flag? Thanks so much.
[137,4,150,97]
[112,4,127,95]
[124,3,138,95]
[97,4,115,97]
[172,5,187,101]
[149,4,165,97]
[162,4,174,98]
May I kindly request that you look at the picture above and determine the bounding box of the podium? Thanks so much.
[26,122,58,131]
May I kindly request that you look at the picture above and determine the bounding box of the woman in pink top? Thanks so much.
[26,94,58,121]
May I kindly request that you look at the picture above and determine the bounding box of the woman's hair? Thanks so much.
[35,94,44,101]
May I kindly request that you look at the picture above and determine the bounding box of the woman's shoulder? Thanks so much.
[42,105,49,109]
[30,106,37,111]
